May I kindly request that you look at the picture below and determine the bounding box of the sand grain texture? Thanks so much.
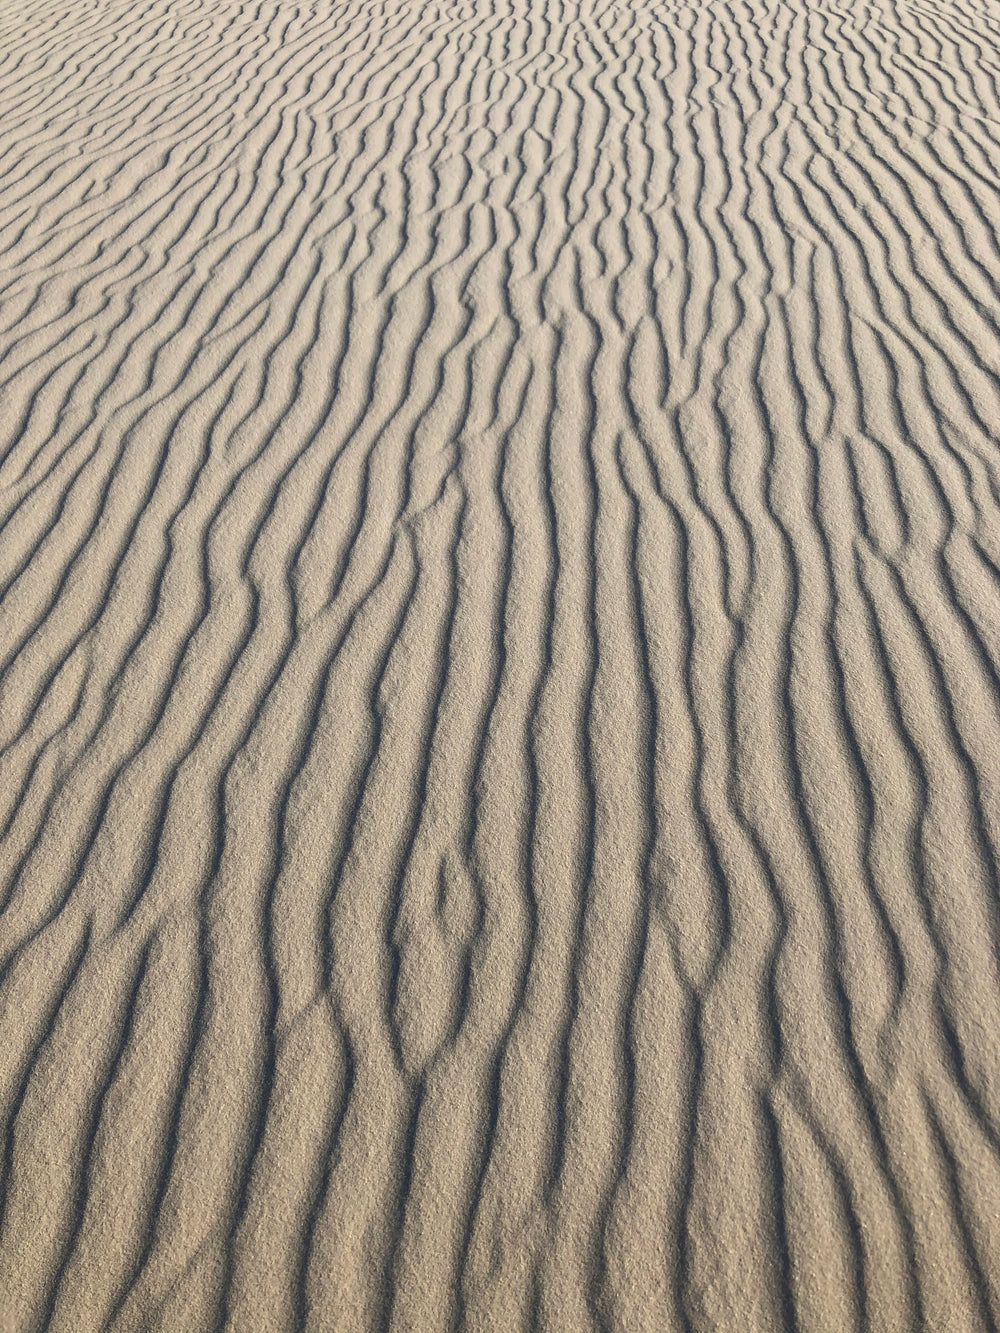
[3,0,1000,1326]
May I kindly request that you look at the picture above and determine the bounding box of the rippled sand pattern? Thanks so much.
[4,0,1000,1326]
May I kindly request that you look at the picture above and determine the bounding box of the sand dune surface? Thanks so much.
[4,0,1000,1325]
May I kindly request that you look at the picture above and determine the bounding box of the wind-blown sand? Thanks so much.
[3,0,1000,1326]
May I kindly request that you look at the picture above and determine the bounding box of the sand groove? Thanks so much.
[3,0,1000,1326]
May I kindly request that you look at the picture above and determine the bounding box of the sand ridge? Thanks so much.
[3,0,1000,1326]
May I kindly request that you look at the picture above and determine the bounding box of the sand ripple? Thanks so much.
[3,0,1000,1326]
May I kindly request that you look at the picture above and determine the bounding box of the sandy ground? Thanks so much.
[3,0,1000,1326]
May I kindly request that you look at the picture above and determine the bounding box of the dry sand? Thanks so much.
[3,0,1000,1326]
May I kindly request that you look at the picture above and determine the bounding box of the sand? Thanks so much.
[3,0,1000,1325]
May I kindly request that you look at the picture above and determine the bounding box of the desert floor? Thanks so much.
[4,0,1000,1326]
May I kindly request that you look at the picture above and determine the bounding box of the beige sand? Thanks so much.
[3,0,1000,1325]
